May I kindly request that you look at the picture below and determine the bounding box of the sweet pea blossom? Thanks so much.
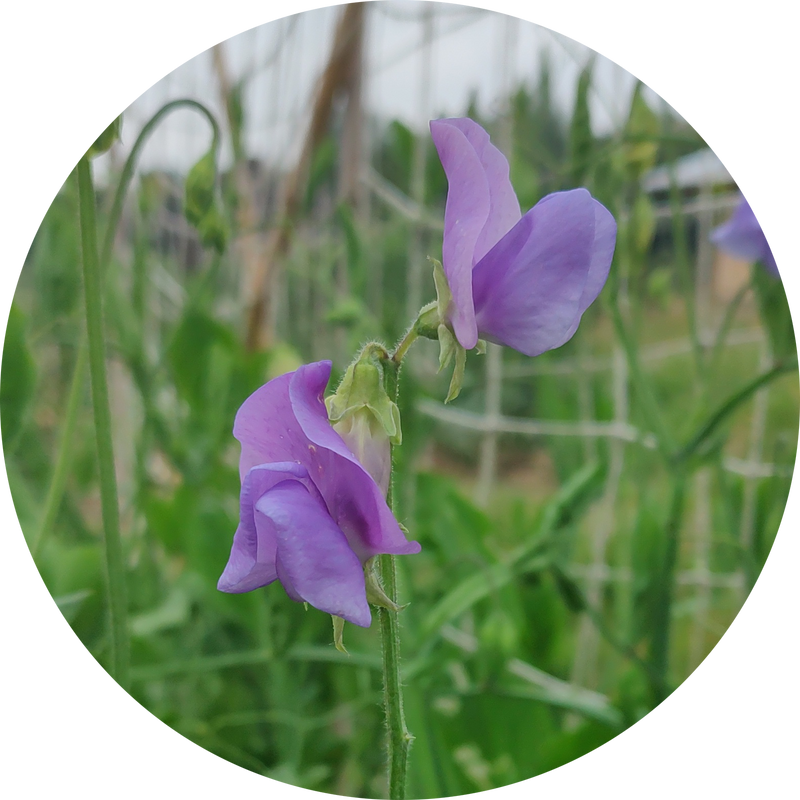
[430,118,616,357]
[217,360,420,627]
[710,197,779,277]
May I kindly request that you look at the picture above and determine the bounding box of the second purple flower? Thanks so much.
[710,196,779,278]
[430,117,617,357]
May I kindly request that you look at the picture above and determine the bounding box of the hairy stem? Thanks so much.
[377,355,413,799]
[378,553,414,799]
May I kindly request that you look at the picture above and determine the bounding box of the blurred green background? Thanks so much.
[2,3,797,798]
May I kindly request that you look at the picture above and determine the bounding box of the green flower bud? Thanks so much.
[184,147,228,253]
[184,149,217,227]
[87,116,122,159]
[326,350,401,496]
[196,204,229,254]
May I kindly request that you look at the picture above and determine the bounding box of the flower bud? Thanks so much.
[333,406,392,496]
[87,116,122,159]
[326,351,401,497]
[184,149,217,227]
[184,147,228,253]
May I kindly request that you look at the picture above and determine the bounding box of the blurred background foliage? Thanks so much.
[1,3,797,798]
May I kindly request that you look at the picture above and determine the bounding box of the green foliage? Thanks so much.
[3,56,797,800]
[87,115,122,159]
[624,83,660,181]
[306,134,338,208]
[753,266,796,361]
[0,304,35,449]
[569,61,594,185]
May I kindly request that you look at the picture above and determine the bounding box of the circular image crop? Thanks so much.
[3,2,797,797]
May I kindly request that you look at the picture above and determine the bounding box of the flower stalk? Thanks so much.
[377,552,413,800]
[378,352,413,800]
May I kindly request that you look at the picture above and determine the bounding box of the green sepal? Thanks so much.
[326,356,402,446]
[413,301,440,340]
[437,323,457,372]
[475,339,487,355]
[445,343,467,404]
[430,256,452,320]
[332,616,348,654]
[364,558,405,613]
[197,204,229,254]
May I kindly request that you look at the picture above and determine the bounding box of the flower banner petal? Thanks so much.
[430,119,491,349]
[444,118,521,263]
[233,371,311,481]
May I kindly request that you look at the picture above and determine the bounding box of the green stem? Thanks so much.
[77,158,130,690]
[378,356,413,799]
[608,280,674,459]
[33,99,221,564]
[392,325,420,366]
[32,345,87,557]
[100,98,221,269]
[667,164,703,372]
[707,279,751,383]
[378,554,414,800]
[675,357,797,464]
[649,474,687,703]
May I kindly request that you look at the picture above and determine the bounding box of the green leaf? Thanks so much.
[420,463,603,640]
[630,193,655,257]
[569,61,594,185]
[496,660,623,726]
[753,265,796,361]
[0,303,36,448]
[624,83,659,179]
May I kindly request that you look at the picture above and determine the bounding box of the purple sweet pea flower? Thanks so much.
[218,360,420,627]
[430,118,616,357]
[710,196,779,277]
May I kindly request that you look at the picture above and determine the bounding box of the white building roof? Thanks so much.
[643,148,734,193]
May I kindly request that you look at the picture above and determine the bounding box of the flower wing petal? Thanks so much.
[289,361,421,562]
[218,463,311,593]
[558,197,617,343]
[472,189,599,357]
[257,481,371,627]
